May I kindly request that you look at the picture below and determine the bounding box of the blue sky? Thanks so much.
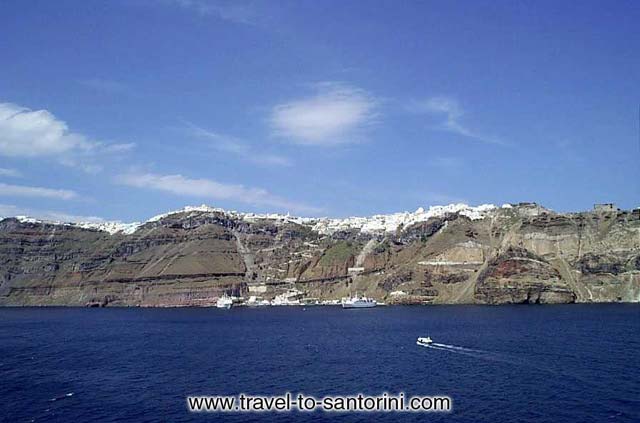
[0,0,638,222]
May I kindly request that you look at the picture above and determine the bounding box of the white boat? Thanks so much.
[341,293,377,308]
[416,337,433,346]
[271,296,301,306]
[246,296,270,307]
[271,289,304,306]
[216,294,233,309]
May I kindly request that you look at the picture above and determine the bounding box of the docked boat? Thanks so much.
[271,289,304,306]
[341,293,377,308]
[416,336,433,346]
[246,296,270,307]
[216,294,233,309]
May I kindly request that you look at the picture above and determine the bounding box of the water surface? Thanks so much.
[1,305,638,422]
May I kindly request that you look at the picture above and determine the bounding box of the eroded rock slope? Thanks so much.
[1,203,638,306]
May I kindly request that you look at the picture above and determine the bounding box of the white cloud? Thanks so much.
[0,182,78,200]
[0,102,93,157]
[116,172,320,213]
[0,102,135,169]
[270,83,378,146]
[186,123,292,166]
[168,0,256,24]
[100,143,136,154]
[409,96,504,145]
[0,204,103,223]
[0,167,21,177]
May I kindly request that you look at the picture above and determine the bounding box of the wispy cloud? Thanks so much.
[100,143,136,154]
[79,78,130,94]
[0,167,21,177]
[0,182,78,200]
[270,83,378,146]
[408,96,504,145]
[0,102,135,171]
[0,204,103,223]
[167,0,257,24]
[427,157,464,169]
[185,122,292,167]
[116,172,320,214]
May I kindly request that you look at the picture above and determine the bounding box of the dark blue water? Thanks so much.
[1,305,639,422]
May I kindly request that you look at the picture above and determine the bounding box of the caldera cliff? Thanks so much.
[1,203,639,306]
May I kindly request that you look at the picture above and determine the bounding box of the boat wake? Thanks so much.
[417,340,484,354]
[430,342,481,353]
[419,341,565,377]
[49,392,74,402]
[418,341,498,361]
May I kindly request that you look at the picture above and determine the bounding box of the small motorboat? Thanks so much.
[416,336,433,346]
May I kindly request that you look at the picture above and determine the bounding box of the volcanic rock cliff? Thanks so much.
[1,203,639,306]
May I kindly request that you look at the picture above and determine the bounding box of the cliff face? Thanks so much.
[1,204,639,306]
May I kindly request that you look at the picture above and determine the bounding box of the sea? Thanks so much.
[1,305,639,422]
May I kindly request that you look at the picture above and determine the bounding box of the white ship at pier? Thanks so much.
[341,293,377,308]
